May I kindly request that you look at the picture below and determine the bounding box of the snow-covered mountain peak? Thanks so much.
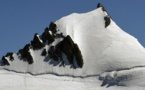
[1,4,145,89]
[1,3,145,78]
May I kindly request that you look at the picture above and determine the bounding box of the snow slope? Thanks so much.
[1,69,145,90]
[1,4,145,90]
[56,7,145,75]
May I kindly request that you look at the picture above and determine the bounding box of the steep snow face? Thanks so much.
[55,7,145,75]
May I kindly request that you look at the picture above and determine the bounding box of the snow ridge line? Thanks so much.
[105,65,145,72]
[1,65,145,78]
[0,68,99,78]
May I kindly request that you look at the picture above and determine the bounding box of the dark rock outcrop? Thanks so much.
[41,28,54,44]
[47,35,84,68]
[97,3,103,8]
[1,56,10,66]
[60,36,83,68]
[1,21,83,68]
[5,52,14,61]
[73,44,83,68]
[0,52,14,65]
[19,44,33,64]
[48,46,59,61]
[49,22,57,34]
[97,3,106,12]
[48,46,55,59]
[31,33,45,50]
[104,16,111,28]
[97,3,111,28]
[41,49,47,56]
[58,35,75,64]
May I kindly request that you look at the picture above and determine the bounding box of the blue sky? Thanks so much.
[0,0,145,58]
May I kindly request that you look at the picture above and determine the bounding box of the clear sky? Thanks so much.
[0,0,145,58]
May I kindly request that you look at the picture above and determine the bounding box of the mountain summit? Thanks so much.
[1,3,145,89]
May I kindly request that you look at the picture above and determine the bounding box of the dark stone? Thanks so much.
[22,44,30,55]
[41,28,54,44]
[59,36,74,64]
[41,49,47,56]
[31,33,45,50]
[18,49,23,55]
[48,46,55,58]
[97,3,103,8]
[50,35,84,68]
[97,3,106,12]
[104,16,111,28]
[73,44,84,68]
[54,45,63,60]
[1,56,10,66]
[5,52,14,61]
[48,46,59,61]
[25,52,33,64]
[49,22,57,34]
[19,44,34,64]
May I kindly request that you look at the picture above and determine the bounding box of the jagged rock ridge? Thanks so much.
[1,22,84,68]
[18,44,33,64]
[0,3,115,71]
[48,35,84,68]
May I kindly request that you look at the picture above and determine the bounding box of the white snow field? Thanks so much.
[1,5,145,90]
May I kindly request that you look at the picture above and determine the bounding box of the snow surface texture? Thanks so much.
[1,4,145,90]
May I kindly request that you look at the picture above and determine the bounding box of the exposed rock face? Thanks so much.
[0,52,14,66]
[5,52,14,61]
[49,22,57,34]
[97,3,103,8]
[104,16,111,28]
[97,3,111,28]
[1,22,84,68]
[73,44,83,68]
[41,49,47,56]
[97,3,106,12]
[1,56,10,66]
[19,44,33,64]
[41,28,54,44]
[47,35,84,68]
[57,35,75,64]
[48,46,56,60]
[31,33,45,50]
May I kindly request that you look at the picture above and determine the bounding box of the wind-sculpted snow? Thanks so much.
[1,3,145,90]
[99,66,145,87]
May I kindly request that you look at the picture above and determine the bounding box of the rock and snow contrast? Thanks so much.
[1,3,145,90]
